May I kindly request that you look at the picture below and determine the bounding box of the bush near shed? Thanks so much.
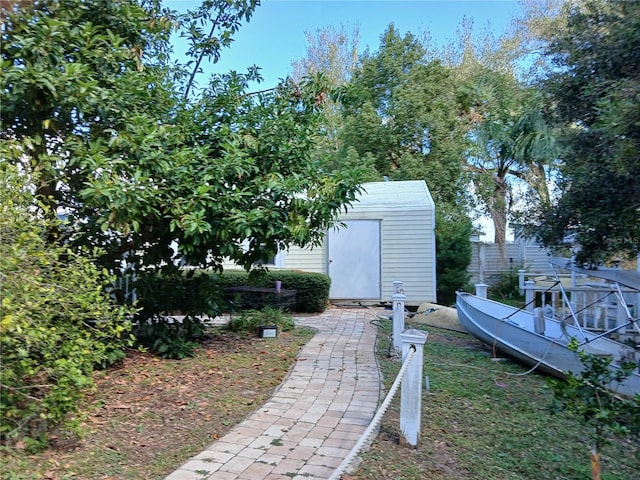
[215,270,331,313]
[126,269,330,358]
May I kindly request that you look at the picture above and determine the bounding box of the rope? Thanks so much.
[491,312,565,384]
[493,279,615,379]
[328,345,417,480]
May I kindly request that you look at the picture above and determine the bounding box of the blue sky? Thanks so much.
[166,0,523,88]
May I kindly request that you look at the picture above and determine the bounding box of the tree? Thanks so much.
[178,0,260,99]
[435,208,473,305]
[290,24,365,176]
[436,15,560,251]
[1,0,363,281]
[339,26,471,207]
[537,0,640,264]
[464,69,557,246]
[291,23,360,86]
[1,0,173,220]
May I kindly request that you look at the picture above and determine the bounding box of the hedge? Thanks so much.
[213,269,331,313]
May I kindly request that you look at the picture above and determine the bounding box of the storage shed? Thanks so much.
[276,180,437,307]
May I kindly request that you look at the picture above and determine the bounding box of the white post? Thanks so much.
[400,328,428,448]
[475,283,489,299]
[616,301,625,329]
[525,280,535,312]
[518,269,526,295]
[479,242,486,283]
[533,307,545,335]
[392,281,406,353]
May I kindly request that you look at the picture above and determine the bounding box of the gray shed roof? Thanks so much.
[355,180,434,210]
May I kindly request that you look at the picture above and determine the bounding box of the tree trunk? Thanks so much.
[590,449,601,480]
[488,174,508,265]
[490,208,507,245]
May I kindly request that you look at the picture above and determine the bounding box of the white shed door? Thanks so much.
[328,220,381,299]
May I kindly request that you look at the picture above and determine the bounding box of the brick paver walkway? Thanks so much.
[164,307,386,480]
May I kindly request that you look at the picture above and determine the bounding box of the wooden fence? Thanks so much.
[468,240,553,285]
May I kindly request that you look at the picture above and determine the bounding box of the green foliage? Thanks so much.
[1,0,363,315]
[465,68,557,245]
[489,268,524,302]
[226,307,295,335]
[134,317,205,360]
[339,27,470,208]
[435,210,473,305]
[216,270,331,313]
[274,271,331,313]
[132,270,221,320]
[538,0,640,264]
[129,268,328,356]
[547,339,640,458]
[0,165,136,449]
[128,270,220,358]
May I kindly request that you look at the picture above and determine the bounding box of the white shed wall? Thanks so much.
[377,212,435,305]
[281,244,325,273]
[221,181,437,306]
[280,181,436,306]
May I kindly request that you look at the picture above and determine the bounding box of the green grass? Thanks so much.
[351,318,640,480]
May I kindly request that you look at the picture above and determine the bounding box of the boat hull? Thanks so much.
[456,292,640,399]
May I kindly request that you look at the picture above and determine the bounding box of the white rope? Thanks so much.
[328,346,417,480]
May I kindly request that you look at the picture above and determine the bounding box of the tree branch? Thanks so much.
[183,9,225,100]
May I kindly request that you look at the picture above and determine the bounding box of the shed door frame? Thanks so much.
[327,219,382,300]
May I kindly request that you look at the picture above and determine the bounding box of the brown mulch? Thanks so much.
[3,328,315,480]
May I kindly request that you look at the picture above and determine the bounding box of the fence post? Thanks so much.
[400,328,428,448]
[474,283,489,299]
[518,269,526,294]
[525,280,535,312]
[392,281,406,353]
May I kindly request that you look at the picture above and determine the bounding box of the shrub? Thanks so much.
[0,165,136,451]
[134,317,204,359]
[547,340,640,479]
[133,269,222,319]
[131,270,220,358]
[216,270,330,313]
[489,269,523,302]
[227,307,295,335]
[278,271,331,313]
[436,211,473,305]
